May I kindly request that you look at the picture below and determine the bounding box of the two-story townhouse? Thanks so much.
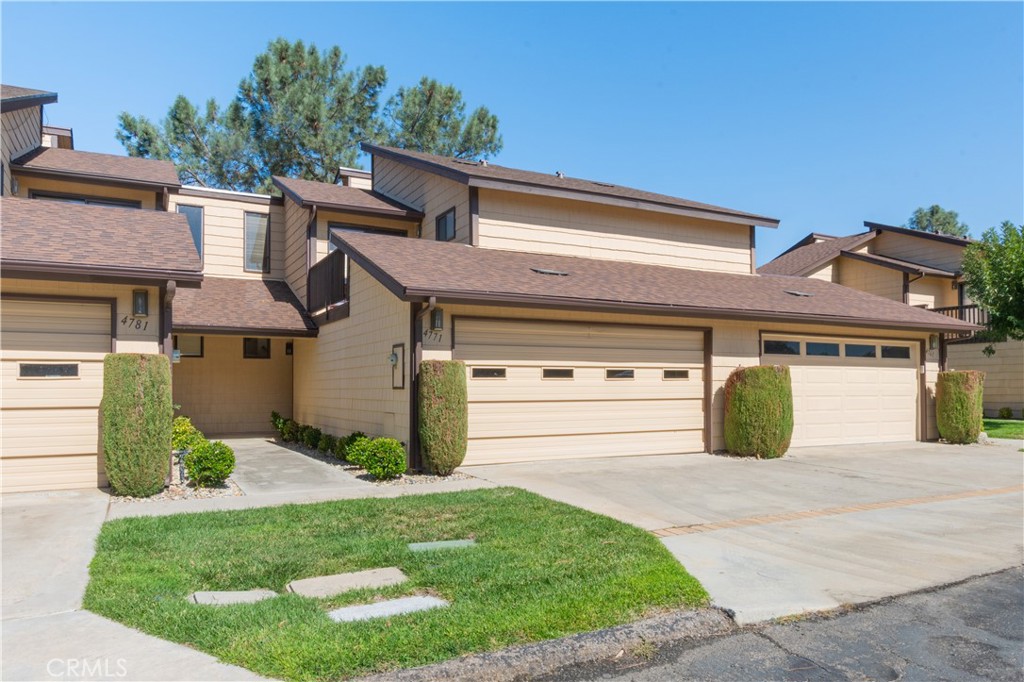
[761,225,1023,417]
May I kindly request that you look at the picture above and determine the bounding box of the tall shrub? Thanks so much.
[723,365,794,459]
[418,360,468,475]
[936,370,985,444]
[102,354,173,497]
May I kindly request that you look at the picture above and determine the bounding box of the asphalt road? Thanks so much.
[539,567,1024,682]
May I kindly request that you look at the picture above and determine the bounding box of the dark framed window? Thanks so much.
[763,340,801,355]
[19,363,78,378]
[174,335,204,358]
[806,342,840,357]
[243,337,271,359]
[435,208,455,241]
[29,190,141,208]
[663,369,690,380]
[177,204,204,258]
[606,369,635,380]
[881,345,911,359]
[845,343,877,358]
[244,212,271,273]
[472,367,505,379]
[543,368,574,379]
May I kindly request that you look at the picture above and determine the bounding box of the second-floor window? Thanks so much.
[435,208,455,241]
[244,212,271,273]
[176,205,203,259]
[30,190,141,209]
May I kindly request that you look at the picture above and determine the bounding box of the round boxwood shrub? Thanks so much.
[185,440,235,487]
[280,419,299,443]
[102,353,173,497]
[997,407,1014,420]
[936,370,985,444]
[300,425,322,449]
[318,432,337,454]
[171,416,205,452]
[333,431,366,460]
[723,365,794,459]
[345,436,372,467]
[362,438,407,480]
[418,360,468,475]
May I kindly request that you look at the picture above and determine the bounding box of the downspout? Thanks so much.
[408,297,437,471]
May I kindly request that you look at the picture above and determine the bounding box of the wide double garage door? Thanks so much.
[1,299,111,493]
[455,319,706,465]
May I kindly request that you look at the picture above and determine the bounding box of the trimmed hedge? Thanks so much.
[723,365,793,459]
[102,354,173,497]
[362,438,407,480]
[185,440,235,487]
[936,370,985,444]
[418,360,468,475]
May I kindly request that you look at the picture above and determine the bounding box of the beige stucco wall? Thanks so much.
[1,106,41,194]
[871,232,963,272]
[292,263,410,442]
[166,191,286,280]
[11,174,158,208]
[477,188,753,274]
[908,275,957,309]
[946,340,1024,418]
[172,335,293,435]
[838,256,904,302]
[372,157,469,242]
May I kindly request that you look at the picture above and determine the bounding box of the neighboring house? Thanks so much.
[761,225,1023,418]
[0,84,977,494]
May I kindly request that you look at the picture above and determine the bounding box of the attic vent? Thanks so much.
[452,158,478,166]
[555,171,565,178]
[784,290,815,298]
[591,181,615,188]
[531,267,570,277]
[479,159,488,167]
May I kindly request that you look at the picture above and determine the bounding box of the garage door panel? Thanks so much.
[469,399,704,438]
[470,368,704,402]
[1,361,104,408]
[457,320,704,351]
[466,430,705,465]
[1,455,105,493]
[456,344,702,366]
[1,408,100,457]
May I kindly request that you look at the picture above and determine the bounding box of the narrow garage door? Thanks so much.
[761,334,919,448]
[454,319,705,465]
[1,299,111,493]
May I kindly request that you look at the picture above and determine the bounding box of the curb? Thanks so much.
[353,608,735,682]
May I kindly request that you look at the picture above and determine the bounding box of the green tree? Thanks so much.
[961,221,1024,354]
[117,39,502,193]
[906,205,970,238]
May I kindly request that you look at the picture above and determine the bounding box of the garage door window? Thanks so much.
[881,345,911,359]
[845,343,877,358]
[806,342,840,357]
[606,369,635,380]
[663,369,690,380]
[763,340,801,355]
[472,367,506,379]
[18,363,78,378]
[542,368,574,379]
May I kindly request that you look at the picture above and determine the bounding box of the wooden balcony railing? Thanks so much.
[931,304,998,344]
[307,249,347,316]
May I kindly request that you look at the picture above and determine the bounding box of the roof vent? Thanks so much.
[479,159,488,167]
[555,171,565,178]
[531,267,570,277]
[784,290,814,298]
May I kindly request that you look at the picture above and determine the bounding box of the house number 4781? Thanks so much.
[120,315,149,331]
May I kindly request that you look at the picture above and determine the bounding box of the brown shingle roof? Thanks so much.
[1,84,57,112]
[0,197,201,280]
[12,147,180,188]
[362,143,779,227]
[758,232,875,276]
[272,176,422,219]
[173,278,316,336]
[332,231,977,333]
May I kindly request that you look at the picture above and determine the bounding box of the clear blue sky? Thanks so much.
[3,2,1021,263]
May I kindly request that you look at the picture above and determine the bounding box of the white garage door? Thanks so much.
[761,335,919,447]
[1,299,111,493]
[454,319,705,465]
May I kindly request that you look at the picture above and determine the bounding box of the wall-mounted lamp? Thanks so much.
[430,308,444,331]
[929,334,939,350]
[10,177,19,195]
[132,290,149,317]
[388,351,399,366]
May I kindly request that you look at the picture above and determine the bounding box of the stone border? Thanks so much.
[352,608,734,682]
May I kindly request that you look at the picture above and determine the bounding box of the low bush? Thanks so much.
[171,416,205,452]
[362,438,406,480]
[723,365,793,459]
[318,433,337,454]
[418,360,468,476]
[270,411,286,434]
[332,431,367,460]
[345,436,373,467]
[300,425,322,449]
[102,354,173,497]
[997,407,1014,419]
[936,371,985,444]
[280,419,299,442]
[185,440,235,487]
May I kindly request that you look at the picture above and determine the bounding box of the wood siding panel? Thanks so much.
[477,189,752,273]
[837,256,904,302]
[372,157,465,242]
[314,208,413,265]
[283,197,311,302]
[1,106,41,193]
[13,175,157,208]
[946,340,1024,417]
[907,275,957,309]
[807,261,837,282]
[872,232,963,272]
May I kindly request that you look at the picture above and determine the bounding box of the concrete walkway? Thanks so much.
[469,440,1024,624]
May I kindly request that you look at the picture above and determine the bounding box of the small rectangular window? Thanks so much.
[543,368,574,379]
[243,337,271,359]
[30,191,141,208]
[177,205,203,258]
[881,345,911,359]
[845,343,877,358]
[19,363,78,378]
[472,367,505,379]
[435,208,455,241]
[663,369,690,380]
[763,340,801,355]
[606,369,635,380]
[806,342,840,357]
[244,212,271,273]
[174,335,203,358]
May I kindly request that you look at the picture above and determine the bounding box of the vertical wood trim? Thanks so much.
[306,205,318,270]
[902,272,910,304]
[703,328,713,453]
[469,186,480,247]
[161,281,176,361]
[408,303,423,471]
[749,227,756,274]
[918,339,928,441]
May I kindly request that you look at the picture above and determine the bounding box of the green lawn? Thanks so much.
[85,488,706,681]
[984,418,1024,440]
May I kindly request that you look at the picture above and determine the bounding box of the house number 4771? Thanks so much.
[120,315,149,331]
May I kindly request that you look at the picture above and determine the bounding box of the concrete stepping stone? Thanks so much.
[287,567,408,598]
[408,539,476,552]
[327,595,449,623]
[191,589,276,605]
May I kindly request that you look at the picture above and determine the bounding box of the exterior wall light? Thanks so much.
[132,290,149,317]
[430,308,444,331]
[388,351,399,366]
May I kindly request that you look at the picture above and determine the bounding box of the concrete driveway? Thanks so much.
[469,441,1024,624]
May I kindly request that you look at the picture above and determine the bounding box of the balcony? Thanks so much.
[931,304,1000,344]
[307,249,348,323]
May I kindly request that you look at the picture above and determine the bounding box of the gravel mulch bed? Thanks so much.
[109,453,244,504]
[277,440,476,486]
